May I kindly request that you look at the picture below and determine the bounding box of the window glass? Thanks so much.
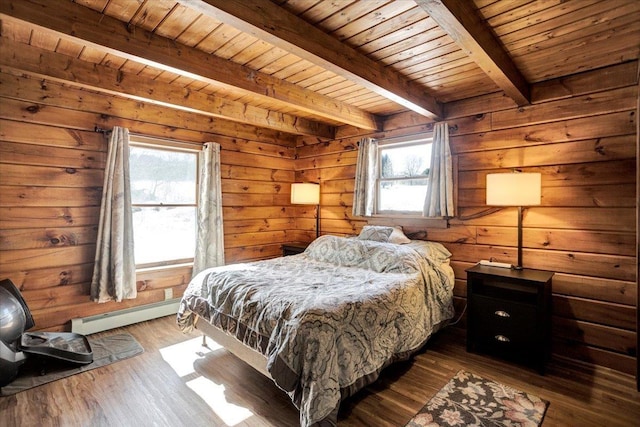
[380,144,431,179]
[129,144,197,266]
[131,207,196,265]
[377,139,432,213]
[130,147,196,204]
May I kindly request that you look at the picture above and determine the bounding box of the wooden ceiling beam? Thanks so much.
[0,0,380,131]
[415,0,530,106]
[0,38,335,139]
[0,73,298,146]
[178,0,443,120]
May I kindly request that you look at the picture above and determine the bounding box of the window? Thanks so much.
[129,138,198,267]
[377,137,432,214]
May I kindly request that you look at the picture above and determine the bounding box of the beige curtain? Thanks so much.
[352,137,378,217]
[91,126,136,302]
[423,122,454,217]
[193,142,225,275]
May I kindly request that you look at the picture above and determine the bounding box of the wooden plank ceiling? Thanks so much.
[1,0,638,139]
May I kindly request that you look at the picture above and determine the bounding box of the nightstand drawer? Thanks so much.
[471,295,537,348]
[474,332,537,363]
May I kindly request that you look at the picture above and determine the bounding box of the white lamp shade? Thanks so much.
[486,173,541,206]
[291,183,320,205]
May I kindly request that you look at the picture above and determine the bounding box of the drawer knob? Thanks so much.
[495,335,510,342]
[494,310,510,318]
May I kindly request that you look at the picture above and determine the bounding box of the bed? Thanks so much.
[177,230,455,426]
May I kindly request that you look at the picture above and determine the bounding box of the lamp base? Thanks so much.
[512,265,523,271]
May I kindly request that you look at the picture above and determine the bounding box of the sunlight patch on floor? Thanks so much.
[187,376,254,426]
[160,336,255,424]
[159,336,222,377]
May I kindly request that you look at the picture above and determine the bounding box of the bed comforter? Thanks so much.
[177,235,455,426]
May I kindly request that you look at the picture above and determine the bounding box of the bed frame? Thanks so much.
[195,317,271,378]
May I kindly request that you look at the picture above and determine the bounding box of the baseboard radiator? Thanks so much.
[71,298,181,335]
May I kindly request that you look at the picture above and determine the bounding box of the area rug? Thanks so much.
[405,370,549,427]
[1,333,143,396]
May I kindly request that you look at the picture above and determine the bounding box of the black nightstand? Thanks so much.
[466,264,554,374]
[282,242,310,256]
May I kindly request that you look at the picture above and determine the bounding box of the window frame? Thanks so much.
[129,135,201,270]
[375,135,433,216]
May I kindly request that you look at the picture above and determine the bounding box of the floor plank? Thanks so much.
[1,316,638,426]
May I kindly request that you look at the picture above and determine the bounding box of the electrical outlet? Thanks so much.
[164,288,173,300]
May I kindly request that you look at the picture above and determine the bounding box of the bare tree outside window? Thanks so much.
[403,156,424,177]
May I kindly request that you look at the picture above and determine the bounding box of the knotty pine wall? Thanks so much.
[296,61,638,375]
[0,70,301,332]
[0,60,637,376]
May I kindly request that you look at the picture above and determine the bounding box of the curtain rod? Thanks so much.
[94,126,111,134]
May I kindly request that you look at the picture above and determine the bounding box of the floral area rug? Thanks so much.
[405,370,549,427]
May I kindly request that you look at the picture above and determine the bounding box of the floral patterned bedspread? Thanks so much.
[177,235,455,426]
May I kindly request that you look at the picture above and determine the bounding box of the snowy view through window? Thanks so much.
[129,146,197,265]
[378,141,432,212]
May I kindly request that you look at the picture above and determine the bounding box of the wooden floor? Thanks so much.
[1,316,638,427]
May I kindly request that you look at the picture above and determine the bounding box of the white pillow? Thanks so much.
[389,226,411,244]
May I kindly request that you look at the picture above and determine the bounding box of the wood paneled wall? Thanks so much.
[296,61,638,375]
[0,71,298,332]
[0,60,637,377]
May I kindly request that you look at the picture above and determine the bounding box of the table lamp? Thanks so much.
[291,183,320,238]
[486,172,541,270]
